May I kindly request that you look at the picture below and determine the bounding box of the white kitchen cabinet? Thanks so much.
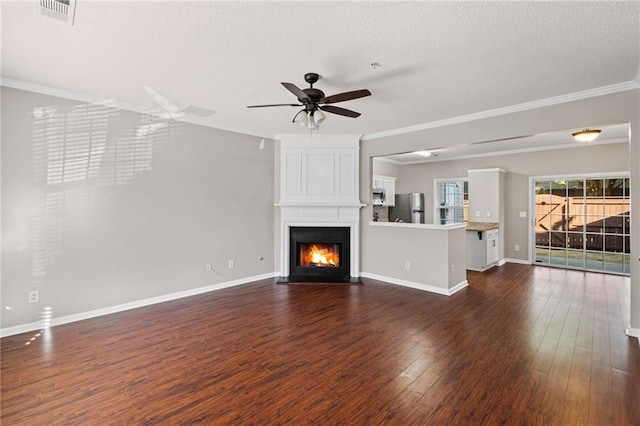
[466,228,500,271]
[486,229,499,265]
[382,177,395,206]
[373,175,396,206]
[373,176,384,189]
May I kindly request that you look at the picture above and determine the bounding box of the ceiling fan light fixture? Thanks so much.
[292,110,308,127]
[308,114,319,130]
[313,109,326,126]
[572,128,601,142]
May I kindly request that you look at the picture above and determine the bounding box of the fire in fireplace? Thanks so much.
[299,243,340,267]
[288,226,351,282]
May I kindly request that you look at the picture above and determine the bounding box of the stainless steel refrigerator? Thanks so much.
[389,193,425,224]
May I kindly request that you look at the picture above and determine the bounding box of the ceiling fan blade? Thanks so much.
[281,82,310,101]
[320,105,361,118]
[320,89,371,104]
[247,103,301,108]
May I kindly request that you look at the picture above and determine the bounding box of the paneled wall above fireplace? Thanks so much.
[277,134,362,206]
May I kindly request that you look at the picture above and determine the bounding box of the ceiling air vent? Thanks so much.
[38,0,77,25]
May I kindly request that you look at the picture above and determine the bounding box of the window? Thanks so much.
[435,179,468,224]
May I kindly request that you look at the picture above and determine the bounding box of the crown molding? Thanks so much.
[383,137,629,166]
[3,76,638,142]
[0,77,273,139]
[362,80,640,141]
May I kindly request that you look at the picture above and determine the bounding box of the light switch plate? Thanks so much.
[519,211,527,218]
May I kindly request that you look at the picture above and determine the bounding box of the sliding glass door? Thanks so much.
[534,176,630,274]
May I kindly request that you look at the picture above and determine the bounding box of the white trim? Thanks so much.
[0,77,272,139]
[4,77,639,143]
[467,168,507,174]
[498,259,507,266]
[368,221,465,230]
[433,177,468,226]
[466,265,496,272]
[362,80,640,140]
[376,138,629,166]
[528,176,534,265]
[275,202,365,208]
[530,171,630,181]
[505,257,531,265]
[361,272,468,296]
[528,173,632,272]
[626,327,640,339]
[274,133,363,141]
[0,272,277,338]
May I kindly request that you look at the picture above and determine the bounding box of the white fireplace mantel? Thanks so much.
[275,134,363,277]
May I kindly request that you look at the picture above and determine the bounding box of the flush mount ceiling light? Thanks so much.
[414,150,433,157]
[572,128,601,142]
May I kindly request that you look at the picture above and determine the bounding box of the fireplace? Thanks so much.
[277,135,363,283]
[288,226,351,282]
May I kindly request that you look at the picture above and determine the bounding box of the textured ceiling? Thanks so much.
[1,1,639,138]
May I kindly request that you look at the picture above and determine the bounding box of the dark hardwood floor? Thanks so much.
[2,264,639,425]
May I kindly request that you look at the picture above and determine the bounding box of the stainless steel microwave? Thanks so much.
[372,188,385,205]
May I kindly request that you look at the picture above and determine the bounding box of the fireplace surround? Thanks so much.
[276,135,363,283]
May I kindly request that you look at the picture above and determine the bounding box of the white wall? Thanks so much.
[1,88,275,330]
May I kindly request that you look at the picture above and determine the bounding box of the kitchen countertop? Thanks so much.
[466,222,499,231]
[370,221,465,230]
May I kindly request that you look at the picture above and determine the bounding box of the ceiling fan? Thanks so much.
[247,73,371,129]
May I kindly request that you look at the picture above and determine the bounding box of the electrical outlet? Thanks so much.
[205,263,211,271]
[486,211,492,218]
[404,261,411,269]
[228,260,234,269]
[519,211,527,218]
[475,211,481,217]
[515,245,520,252]
[28,291,39,304]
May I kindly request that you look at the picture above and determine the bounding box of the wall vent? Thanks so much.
[38,0,77,25]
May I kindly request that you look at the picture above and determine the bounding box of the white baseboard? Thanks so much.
[626,326,640,339]
[504,258,531,265]
[361,272,468,296]
[467,265,494,272]
[0,272,277,338]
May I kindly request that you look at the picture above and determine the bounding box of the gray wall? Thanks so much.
[1,88,275,329]
[360,90,639,333]
[372,157,401,178]
[387,143,629,261]
[364,224,466,291]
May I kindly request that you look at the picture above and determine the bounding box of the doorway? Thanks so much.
[532,175,630,274]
